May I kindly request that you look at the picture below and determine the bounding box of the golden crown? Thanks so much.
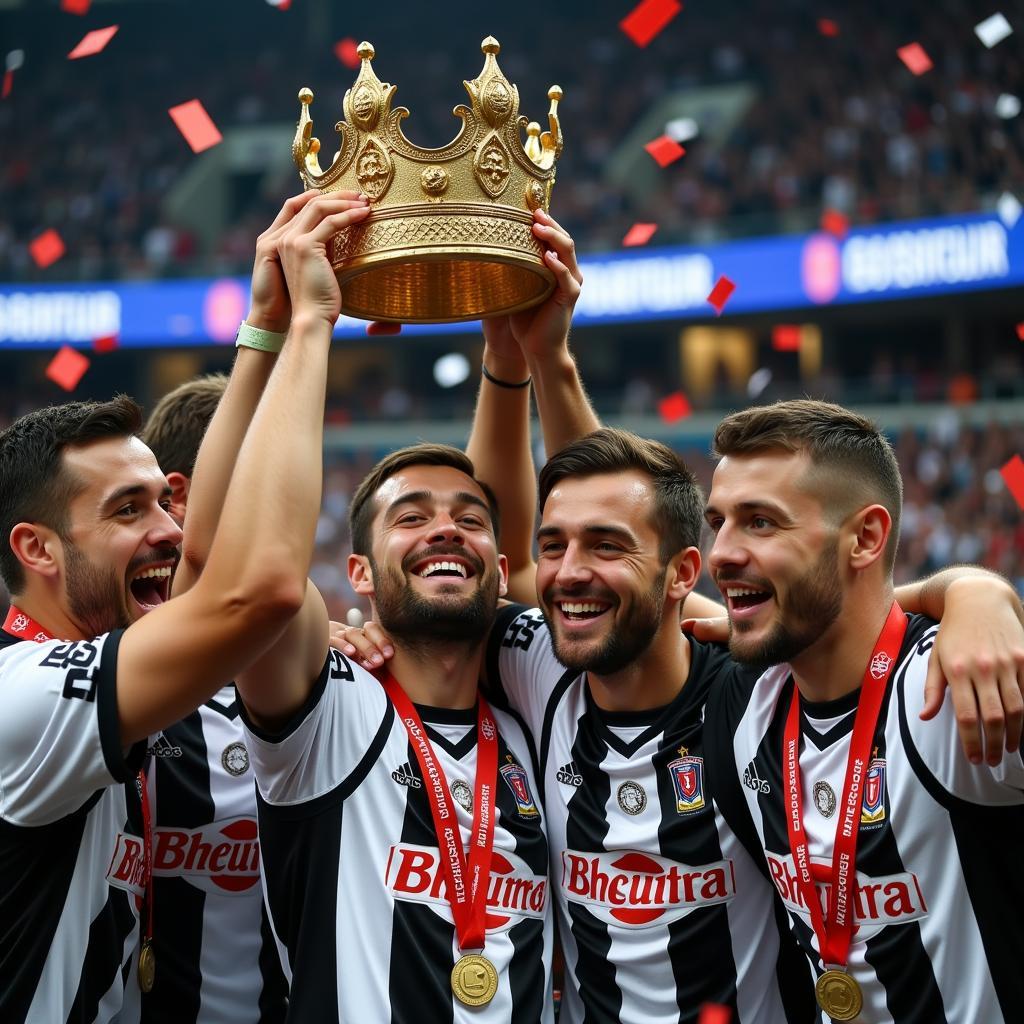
[292,37,563,324]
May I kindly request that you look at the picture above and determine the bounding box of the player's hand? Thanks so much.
[681,617,730,643]
[278,193,371,328]
[920,576,1024,765]
[481,209,583,362]
[329,619,395,671]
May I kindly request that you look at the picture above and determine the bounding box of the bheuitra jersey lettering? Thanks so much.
[707,611,1024,1023]
[0,618,147,1024]
[486,604,814,1024]
[241,649,553,1023]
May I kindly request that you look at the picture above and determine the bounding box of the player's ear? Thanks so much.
[666,546,701,602]
[9,522,61,583]
[848,504,891,572]
[165,472,190,527]
[348,553,375,596]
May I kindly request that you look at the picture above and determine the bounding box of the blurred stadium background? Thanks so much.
[0,0,1022,618]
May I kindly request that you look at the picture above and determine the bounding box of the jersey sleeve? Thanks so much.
[899,617,1024,800]
[485,603,570,740]
[240,648,390,806]
[0,631,141,826]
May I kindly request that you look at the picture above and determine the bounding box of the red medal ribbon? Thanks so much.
[382,672,498,950]
[4,605,55,643]
[783,600,907,971]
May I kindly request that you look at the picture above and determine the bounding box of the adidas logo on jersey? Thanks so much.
[147,734,183,758]
[767,853,927,940]
[386,843,547,931]
[743,760,770,794]
[391,762,422,788]
[556,760,583,788]
[561,849,736,927]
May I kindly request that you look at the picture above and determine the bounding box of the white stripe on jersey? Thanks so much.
[243,649,553,1024]
[725,615,1024,1023]
[489,605,795,1024]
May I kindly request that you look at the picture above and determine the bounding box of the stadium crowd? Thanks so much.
[1,0,1022,280]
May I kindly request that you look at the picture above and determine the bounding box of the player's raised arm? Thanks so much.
[115,195,371,743]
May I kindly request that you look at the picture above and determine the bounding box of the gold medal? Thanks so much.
[815,969,862,1021]
[137,939,156,994]
[451,954,498,1007]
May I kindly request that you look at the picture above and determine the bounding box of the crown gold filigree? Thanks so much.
[292,37,563,324]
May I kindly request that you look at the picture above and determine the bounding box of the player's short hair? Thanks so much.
[0,395,143,593]
[712,399,903,574]
[142,373,228,478]
[538,428,704,563]
[348,443,501,556]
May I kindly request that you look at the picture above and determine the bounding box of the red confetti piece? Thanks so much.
[273,0,292,8]
[93,334,119,353]
[622,223,658,247]
[821,208,849,238]
[168,99,223,154]
[698,1006,732,1024]
[1000,455,1024,510]
[706,275,736,315]
[644,135,686,168]
[620,0,682,48]
[817,18,839,37]
[658,391,691,423]
[1,69,11,100]
[897,42,933,76]
[334,38,361,68]
[67,25,119,60]
[772,324,802,351]
[60,0,91,13]
[45,346,90,392]
[1015,323,1024,341]
[29,229,66,269]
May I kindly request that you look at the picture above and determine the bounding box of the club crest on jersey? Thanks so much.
[869,651,893,680]
[861,756,887,826]
[617,781,647,816]
[221,741,249,776]
[667,748,705,815]
[500,759,540,818]
[451,779,473,813]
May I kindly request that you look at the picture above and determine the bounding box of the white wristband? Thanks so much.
[235,321,285,353]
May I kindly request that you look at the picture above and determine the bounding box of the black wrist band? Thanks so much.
[481,363,531,389]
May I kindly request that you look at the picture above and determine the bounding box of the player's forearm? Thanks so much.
[178,346,277,591]
[897,566,1023,621]
[466,345,536,583]
[525,347,600,457]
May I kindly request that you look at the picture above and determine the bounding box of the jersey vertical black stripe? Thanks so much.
[257,905,289,1023]
[67,888,136,1023]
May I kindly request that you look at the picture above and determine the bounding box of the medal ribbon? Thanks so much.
[5,605,156,968]
[382,672,498,950]
[783,600,906,971]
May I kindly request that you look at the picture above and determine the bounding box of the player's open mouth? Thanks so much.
[557,601,611,623]
[128,565,173,611]
[723,586,772,618]
[412,558,475,580]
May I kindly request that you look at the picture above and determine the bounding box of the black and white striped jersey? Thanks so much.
[487,604,812,1024]
[706,613,1024,1023]
[240,649,554,1024]
[141,686,287,1023]
[0,628,146,1024]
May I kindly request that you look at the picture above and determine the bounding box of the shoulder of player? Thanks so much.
[892,614,940,685]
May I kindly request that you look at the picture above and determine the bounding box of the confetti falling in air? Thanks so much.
[1,70,11,100]
[29,229,66,269]
[998,192,1022,228]
[897,42,933,76]
[821,208,850,238]
[817,19,840,37]
[697,1005,732,1024]
[93,335,119,353]
[658,392,692,423]
[67,25,119,60]
[706,275,736,315]
[620,0,682,48]
[644,135,686,167]
[995,93,1021,119]
[334,38,361,68]
[975,13,1013,49]
[168,99,223,153]
[622,223,658,247]
[1015,322,1024,341]
[5,49,24,71]
[265,0,292,8]
[1000,455,1024,509]
[46,347,90,392]
[772,325,802,351]
[665,117,699,143]
[747,367,773,398]
[60,0,91,13]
